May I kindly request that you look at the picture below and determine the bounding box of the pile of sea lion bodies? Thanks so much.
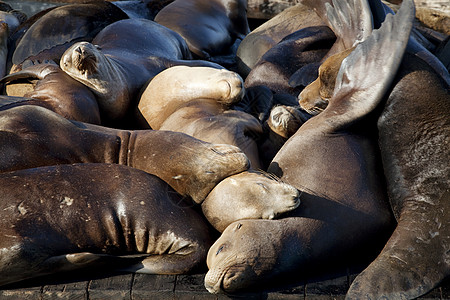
[0,0,448,299]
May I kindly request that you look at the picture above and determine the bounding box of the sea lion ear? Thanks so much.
[323,0,415,129]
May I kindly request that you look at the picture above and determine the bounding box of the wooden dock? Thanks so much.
[2,269,450,299]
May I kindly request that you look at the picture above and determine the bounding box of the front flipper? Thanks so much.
[318,0,415,131]
[301,0,373,55]
[42,252,150,273]
[123,253,206,275]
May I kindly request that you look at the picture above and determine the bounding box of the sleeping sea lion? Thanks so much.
[138,65,263,169]
[0,163,214,286]
[236,4,326,78]
[154,0,250,60]
[258,104,306,169]
[204,0,414,293]
[0,63,100,124]
[201,170,300,232]
[60,18,221,124]
[292,2,450,297]
[344,4,450,300]
[244,26,335,97]
[0,105,250,204]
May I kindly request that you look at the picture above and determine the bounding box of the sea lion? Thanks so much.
[298,0,450,114]
[236,4,326,78]
[0,63,101,124]
[204,0,414,293]
[154,0,250,60]
[201,170,300,232]
[60,18,221,123]
[0,105,250,204]
[138,66,262,168]
[138,65,263,169]
[0,163,214,286]
[344,10,450,300]
[9,1,128,73]
[138,65,245,130]
[0,21,7,79]
[244,25,336,97]
[258,105,306,169]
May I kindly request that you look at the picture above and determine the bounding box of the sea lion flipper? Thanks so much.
[0,63,57,83]
[321,0,415,130]
[301,0,373,51]
[325,0,373,48]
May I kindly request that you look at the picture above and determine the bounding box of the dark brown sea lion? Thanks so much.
[154,0,250,60]
[0,163,214,286]
[9,1,129,73]
[244,25,336,97]
[138,65,263,169]
[0,63,101,124]
[0,21,7,79]
[0,105,250,204]
[298,0,450,114]
[236,4,326,78]
[345,11,450,300]
[204,0,414,293]
[201,170,300,232]
[60,18,221,123]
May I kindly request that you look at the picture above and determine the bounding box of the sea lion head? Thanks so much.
[60,42,101,79]
[60,41,128,120]
[298,47,354,115]
[138,65,245,129]
[205,219,282,294]
[267,105,304,139]
[201,170,300,232]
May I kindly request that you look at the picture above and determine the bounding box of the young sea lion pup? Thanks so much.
[204,0,414,294]
[0,163,214,286]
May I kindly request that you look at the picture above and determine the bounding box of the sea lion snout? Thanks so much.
[61,42,98,76]
[216,69,245,103]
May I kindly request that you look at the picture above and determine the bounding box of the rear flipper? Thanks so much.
[346,191,450,299]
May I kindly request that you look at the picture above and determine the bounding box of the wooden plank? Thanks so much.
[304,276,349,300]
[131,274,176,300]
[88,273,133,300]
[41,280,88,300]
[0,287,42,300]
[174,274,223,299]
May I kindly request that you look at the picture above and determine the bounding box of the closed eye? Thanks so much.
[216,245,225,255]
[257,183,268,191]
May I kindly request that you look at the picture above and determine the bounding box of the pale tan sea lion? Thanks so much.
[138,65,263,169]
[201,170,300,232]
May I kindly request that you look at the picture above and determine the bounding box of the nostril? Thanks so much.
[75,47,82,54]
